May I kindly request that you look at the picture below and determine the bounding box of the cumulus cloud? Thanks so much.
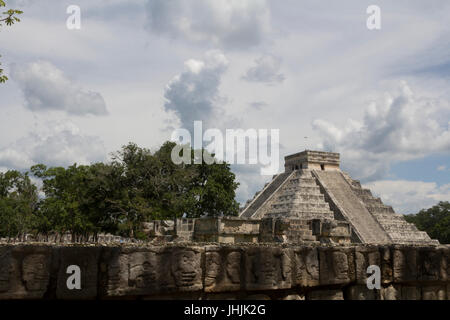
[164,50,230,132]
[364,180,450,214]
[145,0,270,48]
[242,54,285,84]
[10,61,108,116]
[0,121,106,170]
[313,82,450,181]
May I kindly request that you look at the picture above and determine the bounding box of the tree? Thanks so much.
[0,0,23,83]
[405,201,450,244]
[0,170,38,239]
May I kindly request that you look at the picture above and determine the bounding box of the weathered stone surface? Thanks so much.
[0,247,12,293]
[293,247,319,287]
[0,243,449,300]
[281,293,304,300]
[307,289,343,300]
[244,247,292,291]
[381,285,400,300]
[355,246,381,285]
[417,247,442,282]
[103,246,203,297]
[401,286,421,300]
[422,286,447,300]
[346,285,379,300]
[0,246,52,299]
[205,246,242,292]
[393,246,417,283]
[319,247,355,285]
[380,246,393,285]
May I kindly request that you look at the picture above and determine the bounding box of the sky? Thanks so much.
[0,0,449,214]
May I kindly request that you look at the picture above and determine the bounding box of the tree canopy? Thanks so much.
[0,142,239,241]
[0,0,23,83]
[405,201,450,244]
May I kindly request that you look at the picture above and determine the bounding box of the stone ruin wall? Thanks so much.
[0,243,449,300]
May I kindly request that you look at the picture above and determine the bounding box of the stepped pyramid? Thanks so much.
[240,150,438,245]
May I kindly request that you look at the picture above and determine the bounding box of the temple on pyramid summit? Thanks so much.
[144,150,438,245]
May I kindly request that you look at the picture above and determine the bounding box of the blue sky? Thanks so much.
[0,0,449,214]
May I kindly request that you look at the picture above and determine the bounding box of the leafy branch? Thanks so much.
[0,0,23,83]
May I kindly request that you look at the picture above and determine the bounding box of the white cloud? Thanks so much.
[164,50,232,131]
[364,180,450,214]
[437,165,447,171]
[0,120,106,170]
[313,82,450,181]
[10,61,108,116]
[145,0,271,48]
[242,54,285,84]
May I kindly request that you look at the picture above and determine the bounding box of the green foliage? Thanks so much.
[405,201,450,244]
[0,142,240,241]
[0,170,38,239]
[0,0,23,83]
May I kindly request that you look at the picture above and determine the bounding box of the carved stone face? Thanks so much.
[225,252,241,284]
[171,251,197,287]
[205,252,221,287]
[332,252,348,280]
[255,251,276,285]
[128,252,157,288]
[22,254,49,292]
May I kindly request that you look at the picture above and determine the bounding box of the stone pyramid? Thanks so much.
[240,150,438,245]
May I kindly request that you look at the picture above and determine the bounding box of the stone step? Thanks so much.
[269,210,334,220]
[361,197,383,206]
[240,172,292,218]
[277,193,325,202]
[271,202,331,210]
[275,192,325,203]
[282,186,322,194]
[351,188,373,197]
[366,205,396,215]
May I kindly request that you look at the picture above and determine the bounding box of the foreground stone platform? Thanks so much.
[0,243,449,300]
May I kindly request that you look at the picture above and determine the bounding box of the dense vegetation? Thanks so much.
[405,201,450,244]
[0,142,239,241]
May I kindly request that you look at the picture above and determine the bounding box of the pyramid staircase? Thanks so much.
[341,172,439,245]
[266,169,335,221]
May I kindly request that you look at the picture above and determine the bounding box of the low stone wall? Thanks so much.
[0,243,449,300]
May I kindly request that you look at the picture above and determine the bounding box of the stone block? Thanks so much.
[205,246,242,292]
[422,286,447,300]
[56,246,101,300]
[355,246,381,285]
[346,285,379,300]
[400,286,421,300]
[381,285,400,300]
[417,247,441,282]
[293,246,319,287]
[281,293,305,300]
[244,247,292,291]
[0,246,52,299]
[103,246,203,297]
[307,289,343,300]
[380,246,393,285]
[319,247,355,285]
[393,246,417,283]
[0,247,13,293]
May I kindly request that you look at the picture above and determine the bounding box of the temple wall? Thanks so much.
[0,243,449,300]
